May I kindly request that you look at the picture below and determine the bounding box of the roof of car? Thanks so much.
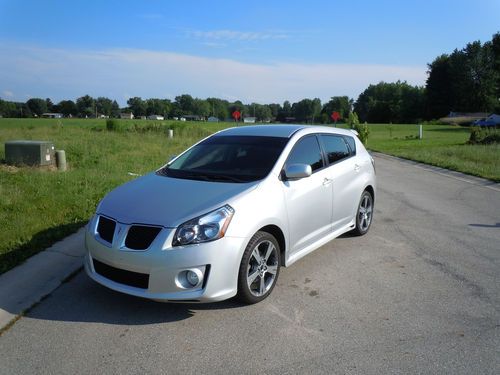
[216,124,357,138]
[217,125,306,138]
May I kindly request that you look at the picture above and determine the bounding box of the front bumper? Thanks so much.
[84,220,247,302]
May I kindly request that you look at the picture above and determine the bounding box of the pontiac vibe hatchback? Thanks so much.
[84,125,376,304]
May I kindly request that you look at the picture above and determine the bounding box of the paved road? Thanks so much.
[1,155,499,374]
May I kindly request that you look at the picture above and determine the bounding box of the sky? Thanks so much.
[0,0,499,106]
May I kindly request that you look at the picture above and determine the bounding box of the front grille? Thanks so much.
[97,216,116,244]
[93,259,149,289]
[125,225,162,250]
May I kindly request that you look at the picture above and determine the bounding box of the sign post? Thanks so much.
[331,111,340,127]
[232,110,241,123]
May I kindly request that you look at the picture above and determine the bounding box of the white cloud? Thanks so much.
[0,44,427,105]
[2,90,14,97]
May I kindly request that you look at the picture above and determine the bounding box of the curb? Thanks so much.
[0,227,86,334]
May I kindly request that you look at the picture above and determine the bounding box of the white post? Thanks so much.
[419,124,423,139]
[168,129,173,139]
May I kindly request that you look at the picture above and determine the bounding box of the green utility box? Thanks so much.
[5,140,55,166]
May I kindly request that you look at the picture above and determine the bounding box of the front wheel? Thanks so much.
[352,190,374,236]
[237,231,280,304]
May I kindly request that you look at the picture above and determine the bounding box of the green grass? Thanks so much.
[360,124,499,182]
[0,118,227,274]
[0,119,498,274]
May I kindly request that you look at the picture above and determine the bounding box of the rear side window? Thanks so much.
[343,136,356,155]
[320,135,351,164]
[286,136,324,172]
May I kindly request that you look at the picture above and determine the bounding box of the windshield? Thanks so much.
[158,135,289,183]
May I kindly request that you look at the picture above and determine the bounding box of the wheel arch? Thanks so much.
[258,224,286,267]
[364,184,375,203]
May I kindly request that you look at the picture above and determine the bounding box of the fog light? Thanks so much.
[186,270,200,287]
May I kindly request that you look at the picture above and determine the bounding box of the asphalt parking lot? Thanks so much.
[0,155,499,374]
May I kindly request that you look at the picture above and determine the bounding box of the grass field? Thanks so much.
[361,123,499,182]
[0,118,498,274]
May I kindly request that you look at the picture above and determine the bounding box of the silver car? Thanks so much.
[84,125,376,304]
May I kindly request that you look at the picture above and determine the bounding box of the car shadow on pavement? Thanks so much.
[24,271,248,326]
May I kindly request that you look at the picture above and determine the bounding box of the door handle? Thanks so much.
[323,178,333,186]
[354,164,361,172]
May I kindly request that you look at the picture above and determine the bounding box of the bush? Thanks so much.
[106,119,125,132]
[468,127,500,145]
[347,112,369,145]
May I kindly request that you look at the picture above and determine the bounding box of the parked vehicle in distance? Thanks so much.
[473,114,500,127]
[84,125,376,304]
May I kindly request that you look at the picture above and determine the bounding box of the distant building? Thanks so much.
[120,112,134,119]
[182,115,202,121]
[148,115,164,120]
[42,113,63,119]
[243,117,256,123]
[207,116,219,122]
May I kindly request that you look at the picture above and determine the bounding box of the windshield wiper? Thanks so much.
[157,168,248,183]
[204,174,247,183]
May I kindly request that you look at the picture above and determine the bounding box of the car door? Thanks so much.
[319,134,360,231]
[281,135,333,257]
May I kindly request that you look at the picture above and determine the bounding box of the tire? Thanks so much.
[237,231,281,304]
[352,190,374,236]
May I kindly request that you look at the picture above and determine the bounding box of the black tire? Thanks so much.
[352,190,374,236]
[237,231,281,304]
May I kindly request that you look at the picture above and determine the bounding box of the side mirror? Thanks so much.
[283,163,312,180]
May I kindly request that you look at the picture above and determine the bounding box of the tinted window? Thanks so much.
[159,136,289,183]
[344,136,356,155]
[321,135,350,164]
[286,136,324,172]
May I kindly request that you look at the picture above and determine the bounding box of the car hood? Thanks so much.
[97,172,259,227]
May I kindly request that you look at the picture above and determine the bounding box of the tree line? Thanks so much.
[1,32,498,124]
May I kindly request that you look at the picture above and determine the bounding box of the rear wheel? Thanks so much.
[352,190,373,236]
[237,231,280,304]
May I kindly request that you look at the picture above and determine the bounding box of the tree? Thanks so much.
[111,100,120,118]
[26,98,48,116]
[425,54,452,119]
[354,81,424,123]
[145,98,171,116]
[192,98,210,117]
[425,33,499,117]
[126,97,146,117]
[45,98,54,112]
[322,96,352,122]
[0,99,18,117]
[76,95,95,117]
[492,33,500,111]
[267,103,281,120]
[96,97,114,117]
[174,94,195,115]
[58,100,77,117]
[291,98,322,123]
[206,98,229,120]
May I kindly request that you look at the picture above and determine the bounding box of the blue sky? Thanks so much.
[0,0,499,105]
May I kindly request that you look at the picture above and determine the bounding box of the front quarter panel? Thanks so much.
[225,176,289,252]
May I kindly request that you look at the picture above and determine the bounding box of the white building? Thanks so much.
[120,112,134,119]
[148,115,164,120]
[42,113,63,119]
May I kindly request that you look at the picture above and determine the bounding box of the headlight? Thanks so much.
[173,205,235,246]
